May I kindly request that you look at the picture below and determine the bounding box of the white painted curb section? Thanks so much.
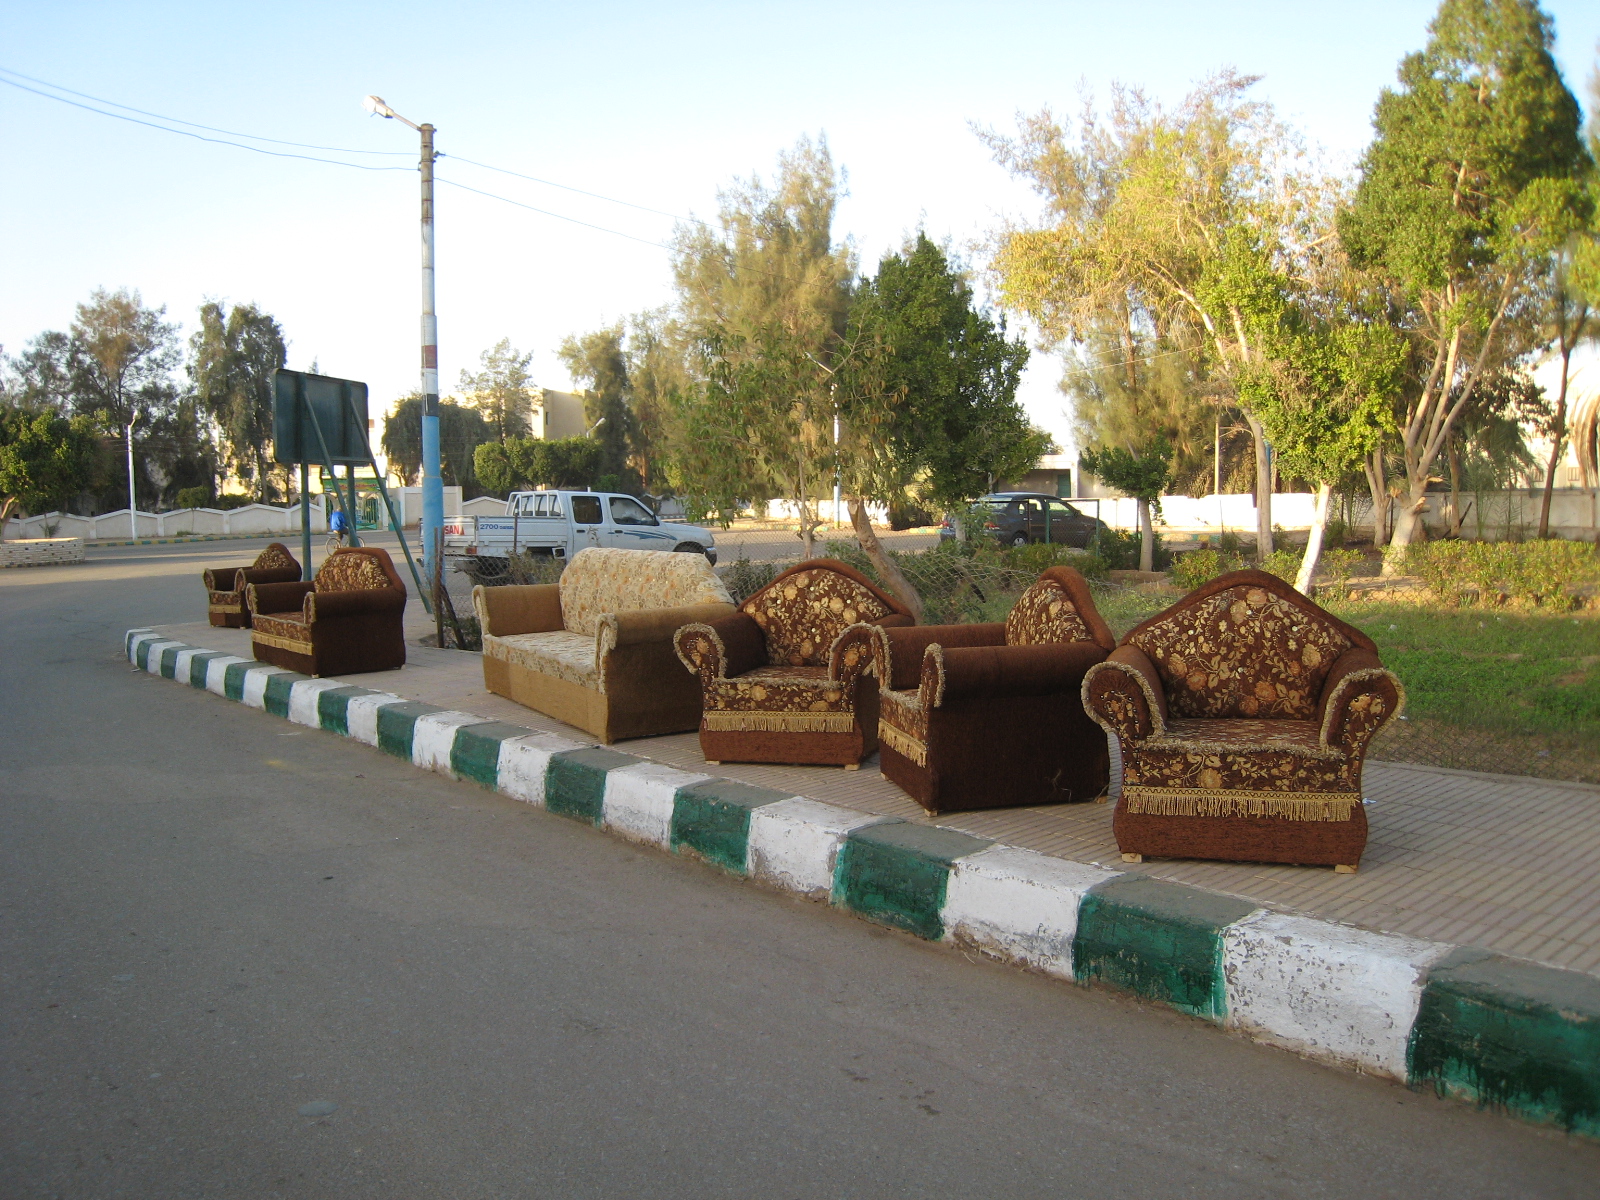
[412,712,490,773]
[944,848,1122,980]
[344,693,404,746]
[141,641,183,673]
[240,666,289,709]
[1221,911,1455,1080]
[747,797,887,899]
[495,733,586,806]
[603,763,712,847]
[172,647,205,682]
[287,679,347,728]
[204,656,248,696]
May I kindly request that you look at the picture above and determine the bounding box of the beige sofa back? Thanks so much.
[557,547,733,635]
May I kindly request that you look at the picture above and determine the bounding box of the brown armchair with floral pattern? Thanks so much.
[202,542,301,628]
[674,559,915,767]
[1081,569,1403,872]
[246,546,407,677]
[868,566,1116,814]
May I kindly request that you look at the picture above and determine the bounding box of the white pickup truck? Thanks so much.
[442,490,720,565]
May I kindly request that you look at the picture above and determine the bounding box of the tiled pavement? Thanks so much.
[155,617,1600,979]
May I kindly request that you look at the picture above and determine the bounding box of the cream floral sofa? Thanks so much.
[472,547,736,743]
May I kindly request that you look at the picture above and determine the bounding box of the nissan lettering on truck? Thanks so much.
[441,491,719,570]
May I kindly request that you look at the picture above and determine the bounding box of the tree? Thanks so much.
[670,136,856,557]
[1338,0,1593,566]
[1079,436,1173,571]
[66,288,181,515]
[622,309,687,492]
[1535,230,1598,537]
[2,332,75,413]
[473,436,602,493]
[459,339,536,442]
[559,326,638,491]
[0,408,100,538]
[189,301,287,502]
[382,393,492,494]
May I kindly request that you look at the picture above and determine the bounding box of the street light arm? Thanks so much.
[363,94,422,132]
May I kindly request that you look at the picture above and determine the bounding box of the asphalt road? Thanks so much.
[3,551,1598,1198]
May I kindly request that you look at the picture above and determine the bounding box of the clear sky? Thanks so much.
[3,0,1596,455]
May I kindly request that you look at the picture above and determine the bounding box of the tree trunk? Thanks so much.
[1138,498,1154,573]
[1383,479,1430,574]
[850,499,923,622]
[1294,482,1333,595]
[0,495,15,543]
[1246,412,1273,559]
[1539,345,1574,539]
[1364,449,1389,547]
[1447,437,1463,538]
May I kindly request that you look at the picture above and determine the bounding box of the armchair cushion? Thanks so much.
[740,559,913,667]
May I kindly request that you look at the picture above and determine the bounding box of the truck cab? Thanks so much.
[443,490,719,565]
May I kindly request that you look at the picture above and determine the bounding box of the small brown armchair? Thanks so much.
[868,566,1116,814]
[246,546,407,677]
[1081,569,1403,872]
[674,559,916,768]
[202,542,301,628]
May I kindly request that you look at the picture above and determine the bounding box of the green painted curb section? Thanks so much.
[125,629,152,655]
[546,747,640,826]
[375,701,445,760]
[157,643,185,679]
[451,721,539,790]
[1408,948,1600,1137]
[316,686,380,736]
[1074,876,1258,1020]
[834,822,994,941]
[187,650,227,688]
[135,638,159,671]
[262,671,311,718]
[222,660,269,701]
[670,779,791,874]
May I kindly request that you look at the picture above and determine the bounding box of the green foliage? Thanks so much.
[1403,538,1600,607]
[1170,546,1247,590]
[189,301,286,501]
[458,339,535,442]
[173,485,212,509]
[382,394,493,493]
[472,436,604,494]
[1090,525,1171,570]
[1079,436,1173,502]
[559,326,638,490]
[67,288,182,434]
[0,408,100,522]
[721,554,786,604]
[1258,548,1302,585]
[1318,547,1367,595]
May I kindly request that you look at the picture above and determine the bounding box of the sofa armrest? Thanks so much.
[1317,648,1405,755]
[673,611,766,685]
[1081,646,1168,744]
[202,565,242,591]
[309,588,407,620]
[926,640,1108,708]
[239,565,304,588]
[473,583,562,637]
[249,580,315,614]
[828,623,882,691]
[874,623,1006,690]
[605,602,736,649]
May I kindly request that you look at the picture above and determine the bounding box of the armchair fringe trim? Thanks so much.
[878,721,927,766]
[703,710,856,734]
[250,630,314,656]
[1123,786,1361,822]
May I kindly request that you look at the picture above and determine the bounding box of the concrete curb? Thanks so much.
[125,628,1600,1138]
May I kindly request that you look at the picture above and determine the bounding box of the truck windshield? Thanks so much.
[571,495,602,525]
[609,496,657,526]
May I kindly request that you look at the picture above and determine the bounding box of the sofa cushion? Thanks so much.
[315,551,392,593]
[1128,583,1353,720]
[742,567,894,667]
[483,630,600,689]
[558,547,733,637]
[251,610,312,653]
[702,666,855,733]
[1004,577,1092,646]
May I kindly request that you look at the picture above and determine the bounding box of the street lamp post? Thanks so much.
[365,95,443,580]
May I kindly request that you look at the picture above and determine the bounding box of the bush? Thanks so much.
[173,486,212,510]
[1170,546,1244,591]
[214,493,259,510]
[1259,548,1300,585]
[1317,548,1365,596]
[722,554,786,604]
[1090,526,1171,571]
[1403,539,1600,608]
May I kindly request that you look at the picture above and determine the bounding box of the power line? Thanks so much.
[435,177,674,249]
[0,65,411,155]
[442,154,692,223]
[0,74,414,172]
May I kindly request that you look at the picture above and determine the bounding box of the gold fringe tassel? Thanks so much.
[251,630,314,656]
[877,721,927,766]
[703,709,855,734]
[1124,787,1360,822]
[209,601,242,615]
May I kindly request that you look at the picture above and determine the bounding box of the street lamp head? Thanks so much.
[363,94,394,118]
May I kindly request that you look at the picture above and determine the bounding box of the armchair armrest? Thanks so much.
[202,565,242,591]
[248,580,315,615]
[926,640,1108,707]
[1316,648,1405,754]
[1081,646,1169,744]
[874,623,1006,690]
[473,583,562,637]
[308,588,406,620]
[239,565,303,588]
[674,611,766,686]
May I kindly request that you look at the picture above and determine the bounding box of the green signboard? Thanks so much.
[272,369,370,465]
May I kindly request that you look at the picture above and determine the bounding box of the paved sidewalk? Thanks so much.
[152,617,1600,978]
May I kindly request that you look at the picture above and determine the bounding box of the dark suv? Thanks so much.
[938,492,1109,548]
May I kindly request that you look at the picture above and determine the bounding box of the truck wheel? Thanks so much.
[675,542,709,560]
[1009,533,1029,548]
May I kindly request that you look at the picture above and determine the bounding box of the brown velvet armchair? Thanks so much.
[1081,569,1404,872]
[202,542,301,628]
[867,566,1116,814]
[674,559,915,768]
[246,546,407,677]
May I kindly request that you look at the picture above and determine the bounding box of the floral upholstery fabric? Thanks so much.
[250,610,311,649]
[558,547,733,637]
[483,630,600,689]
[1128,583,1352,720]
[256,543,296,572]
[742,567,893,667]
[878,686,929,765]
[315,551,392,594]
[1005,577,1092,646]
[700,666,856,733]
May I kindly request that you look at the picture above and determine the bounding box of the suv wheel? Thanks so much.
[1009,533,1029,548]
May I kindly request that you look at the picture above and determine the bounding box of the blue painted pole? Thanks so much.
[419,121,443,581]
